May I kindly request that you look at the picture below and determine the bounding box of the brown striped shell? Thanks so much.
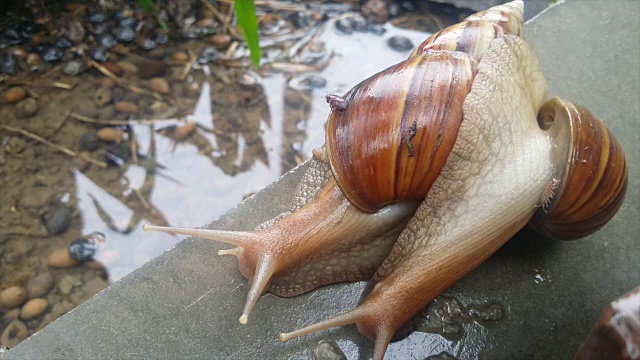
[410,0,523,61]
[325,51,477,213]
[529,97,628,239]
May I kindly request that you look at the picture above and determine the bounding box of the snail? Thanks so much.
[142,1,628,359]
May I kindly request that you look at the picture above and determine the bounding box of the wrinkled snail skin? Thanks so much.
[142,0,628,359]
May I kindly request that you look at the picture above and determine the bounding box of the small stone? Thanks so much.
[314,340,347,360]
[97,127,126,142]
[58,275,82,295]
[0,286,28,308]
[39,46,63,62]
[94,87,112,107]
[20,298,48,320]
[116,61,137,74]
[174,122,196,141]
[197,47,220,64]
[4,308,21,320]
[1,319,28,348]
[5,87,26,104]
[44,205,72,235]
[101,78,116,88]
[96,33,117,48]
[47,248,79,268]
[88,46,109,62]
[172,51,188,64]
[114,101,139,114]
[61,60,87,76]
[50,300,75,317]
[386,35,414,52]
[79,132,100,151]
[15,98,38,118]
[150,78,170,94]
[362,0,389,23]
[83,277,109,298]
[25,272,54,299]
[113,26,136,42]
[102,62,122,76]
[208,34,231,49]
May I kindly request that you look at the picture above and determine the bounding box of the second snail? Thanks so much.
[144,1,628,359]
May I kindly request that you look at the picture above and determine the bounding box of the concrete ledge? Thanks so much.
[6,1,639,359]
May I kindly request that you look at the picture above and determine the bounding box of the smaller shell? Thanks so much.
[529,98,628,240]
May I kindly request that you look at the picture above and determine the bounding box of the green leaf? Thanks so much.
[234,0,261,66]
[136,0,153,13]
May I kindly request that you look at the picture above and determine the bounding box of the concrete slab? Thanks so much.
[5,1,639,359]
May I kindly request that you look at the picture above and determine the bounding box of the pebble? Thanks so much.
[47,248,79,268]
[96,33,117,48]
[1,53,18,74]
[150,78,170,94]
[44,205,72,235]
[116,61,137,74]
[197,47,221,64]
[5,87,26,104]
[40,46,64,62]
[1,319,28,348]
[114,101,139,114]
[208,34,232,49]
[97,127,125,142]
[94,87,112,107]
[58,275,82,295]
[61,60,87,76]
[20,298,48,320]
[172,51,188,64]
[88,46,109,62]
[15,98,38,118]
[314,340,347,360]
[79,133,100,151]
[101,78,116,88]
[55,36,73,49]
[25,272,54,299]
[387,35,415,52]
[97,105,116,120]
[113,26,136,42]
[0,286,28,308]
[174,122,196,141]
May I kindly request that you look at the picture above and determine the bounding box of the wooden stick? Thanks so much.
[200,0,239,37]
[1,125,108,168]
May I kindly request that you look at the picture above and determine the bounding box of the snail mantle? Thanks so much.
[6,1,638,360]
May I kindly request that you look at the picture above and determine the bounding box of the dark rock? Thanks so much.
[62,60,87,76]
[386,35,414,52]
[113,26,136,42]
[88,22,108,35]
[88,12,108,23]
[88,46,109,62]
[2,26,23,45]
[79,133,100,151]
[1,53,17,74]
[55,36,73,49]
[334,18,353,34]
[118,17,137,28]
[15,98,38,118]
[96,33,117,48]
[368,23,386,36]
[39,46,64,62]
[197,47,220,64]
[18,21,40,39]
[362,0,389,23]
[139,37,157,51]
[151,31,169,44]
[69,238,99,261]
[104,142,130,167]
[44,205,73,235]
[429,0,547,20]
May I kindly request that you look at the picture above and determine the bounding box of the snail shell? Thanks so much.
[529,97,628,239]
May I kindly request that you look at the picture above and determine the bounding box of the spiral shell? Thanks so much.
[529,97,628,239]
[326,51,477,212]
[410,0,523,61]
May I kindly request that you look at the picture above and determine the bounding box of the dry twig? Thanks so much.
[200,0,239,37]
[1,125,108,168]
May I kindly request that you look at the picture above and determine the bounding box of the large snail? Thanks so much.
[143,1,628,359]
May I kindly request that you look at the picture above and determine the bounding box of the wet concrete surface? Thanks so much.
[4,1,639,359]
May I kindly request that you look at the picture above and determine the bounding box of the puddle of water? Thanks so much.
[85,21,432,283]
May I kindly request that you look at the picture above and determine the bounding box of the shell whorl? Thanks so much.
[530,97,628,240]
[326,51,477,212]
[410,0,523,61]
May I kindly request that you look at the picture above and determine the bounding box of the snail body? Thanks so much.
[143,1,627,358]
